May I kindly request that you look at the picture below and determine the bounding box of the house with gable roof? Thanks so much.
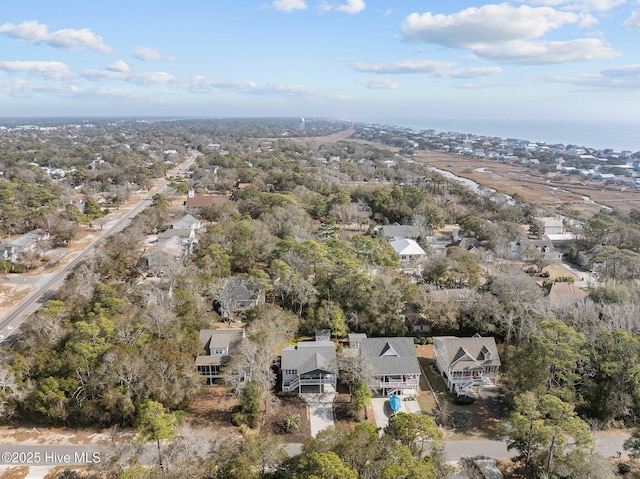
[219,277,265,321]
[509,237,563,261]
[281,331,337,393]
[167,213,202,232]
[453,238,494,263]
[1,229,50,262]
[432,335,500,398]
[388,237,427,262]
[196,328,245,384]
[382,224,423,240]
[351,334,421,396]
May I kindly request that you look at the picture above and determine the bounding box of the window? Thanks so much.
[284,369,297,375]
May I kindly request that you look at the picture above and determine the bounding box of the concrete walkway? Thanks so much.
[301,388,337,437]
[371,395,422,430]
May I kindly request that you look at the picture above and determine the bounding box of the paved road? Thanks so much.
[442,434,630,461]
[0,150,199,340]
[284,434,630,462]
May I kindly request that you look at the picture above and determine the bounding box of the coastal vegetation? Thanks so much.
[1,118,640,477]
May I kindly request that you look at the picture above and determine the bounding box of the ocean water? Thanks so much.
[381,118,640,153]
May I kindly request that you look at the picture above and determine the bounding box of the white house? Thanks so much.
[389,237,427,262]
[167,214,202,231]
[537,216,564,236]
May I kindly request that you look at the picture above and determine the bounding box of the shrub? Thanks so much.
[284,413,301,433]
[618,463,631,475]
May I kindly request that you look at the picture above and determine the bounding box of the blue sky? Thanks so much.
[1,0,639,124]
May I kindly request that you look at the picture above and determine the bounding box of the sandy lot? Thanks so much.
[0,283,33,320]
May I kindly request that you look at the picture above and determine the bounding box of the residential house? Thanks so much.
[196,328,245,384]
[432,335,500,398]
[184,192,231,211]
[429,288,480,304]
[536,216,564,236]
[139,224,197,276]
[0,229,50,262]
[351,335,421,396]
[546,282,587,311]
[382,224,423,240]
[156,228,196,254]
[347,333,367,349]
[577,246,605,273]
[281,337,337,393]
[0,245,18,263]
[139,240,185,276]
[219,277,265,321]
[167,214,202,231]
[388,237,427,262]
[453,238,494,263]
[509,237,563,261]
[403,305,430,334]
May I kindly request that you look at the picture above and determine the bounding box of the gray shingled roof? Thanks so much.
[169,214,199,229]
[359,337,421,376]
[281,341,337,375]
[433,336,501,373]
[199,328,244,355]
[382,224,422,239]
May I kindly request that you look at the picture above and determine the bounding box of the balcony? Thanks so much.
[283,375,336,392]
[379,377,419,389]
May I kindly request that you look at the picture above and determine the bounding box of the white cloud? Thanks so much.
[601,64,640,77]
[107,61,130,73]
[321,0,366,14]
[545,68,640,89]
[133,47,175,61]
[623,10,640,28]
[521,0,625,11]
[402,4,588,47]
[0,79,79,97]
[473,38,619,63]
[336,0,366,14]
[185,76,260,93]
[0,20,112,54]
[400,4,618,64]
[351,59,457,74]
[351,59,503,80]
[0,61,73,80]
[87,87,150,101]
[357,77,398,89]
[82,69,177,84]
[272,0,307,11]
[260,83,326,95]
[129,72,176,84]
[436,66,504,78]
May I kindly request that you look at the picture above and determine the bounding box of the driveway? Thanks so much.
[301,388,336,437]
[371,395,422,431]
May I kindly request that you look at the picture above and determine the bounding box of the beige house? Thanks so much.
[432,335,500,399]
